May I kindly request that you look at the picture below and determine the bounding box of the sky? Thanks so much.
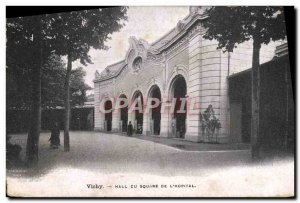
[74,7,189,92]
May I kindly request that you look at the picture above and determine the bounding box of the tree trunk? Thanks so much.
[25,16,42,166]
[251,38,261,159]
[64,52,72,152]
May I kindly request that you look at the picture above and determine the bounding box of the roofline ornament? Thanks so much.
[125,36,149,74]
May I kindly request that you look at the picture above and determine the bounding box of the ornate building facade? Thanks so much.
[93,7,278,143]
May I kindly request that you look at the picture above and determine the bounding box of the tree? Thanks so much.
[42,56,91,109]
[46,7,128,151]
[7,21,91,165]
[41,54,66,109]
[7,17,40,111]
[69,67,92,107]
[6,9,98,165]
[7,15,44,166]
[202,6,286,159]
[7,53,91,111]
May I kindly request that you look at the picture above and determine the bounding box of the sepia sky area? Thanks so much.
[75,6,189,91]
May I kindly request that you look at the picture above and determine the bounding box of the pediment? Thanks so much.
[125,36,149,74]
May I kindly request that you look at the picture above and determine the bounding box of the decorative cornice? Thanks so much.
[148,14,208,55]
[94,9,209,84]
[93,64,127,83]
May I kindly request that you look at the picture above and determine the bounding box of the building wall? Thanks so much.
[228,55,294,150]
[93,12,277,143]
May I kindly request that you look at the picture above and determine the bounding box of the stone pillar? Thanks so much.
[185,28,231,143]
[94,83,103,131]
[143,112,149,135]
[185,32,203,142]
[185,107,202,142]
[94,96,105,131]
[127,107,134,132]
[218,51,230,143]
[150,119,154,135]
[198,37,230,143]
[112,109,121,132]
[160,111,169,137]
[94,109,105,131]
[142,99,150,135]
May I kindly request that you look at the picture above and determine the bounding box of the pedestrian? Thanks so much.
[49,122,60,149]
[127,121,133,137]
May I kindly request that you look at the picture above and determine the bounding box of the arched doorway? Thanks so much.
[132,91,143,134]
[104,100,112,131]
[149,85,161,135]
[171,75,187,138]
[119,94,128,132]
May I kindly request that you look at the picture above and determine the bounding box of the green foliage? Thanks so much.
[7,7,128,152]
[7,7,128,65]
[6,16,40,109]
[202,6,286,52]
[70,67,92,106]
[7,53,91,109]
[45,7,128,65]
[7,7,127,109]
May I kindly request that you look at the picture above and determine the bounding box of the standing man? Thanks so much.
[127,121,133,137]
[49,122,61,149]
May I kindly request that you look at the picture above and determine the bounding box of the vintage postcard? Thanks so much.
[6,6,295,198]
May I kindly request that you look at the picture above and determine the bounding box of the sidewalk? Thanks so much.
[114,132,251,152]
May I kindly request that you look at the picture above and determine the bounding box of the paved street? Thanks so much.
[7,131,294,197]
[8,131,251,176]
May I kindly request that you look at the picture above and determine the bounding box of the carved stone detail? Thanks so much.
[146,21,203,64]
[125,36,149,74]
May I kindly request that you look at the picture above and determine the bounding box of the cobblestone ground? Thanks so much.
[6,131,294,197]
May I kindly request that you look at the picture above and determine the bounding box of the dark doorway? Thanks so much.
[133,91,143,134]
[119,95,128,132]
[150,86,161,135]
[172,75,187,138]
[104,100,112,131]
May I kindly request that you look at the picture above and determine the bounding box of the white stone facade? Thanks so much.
[93,7,277,143]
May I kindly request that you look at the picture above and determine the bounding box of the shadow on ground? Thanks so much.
[6,131,294,179]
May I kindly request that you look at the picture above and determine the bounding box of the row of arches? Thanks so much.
[103,75,187,138]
